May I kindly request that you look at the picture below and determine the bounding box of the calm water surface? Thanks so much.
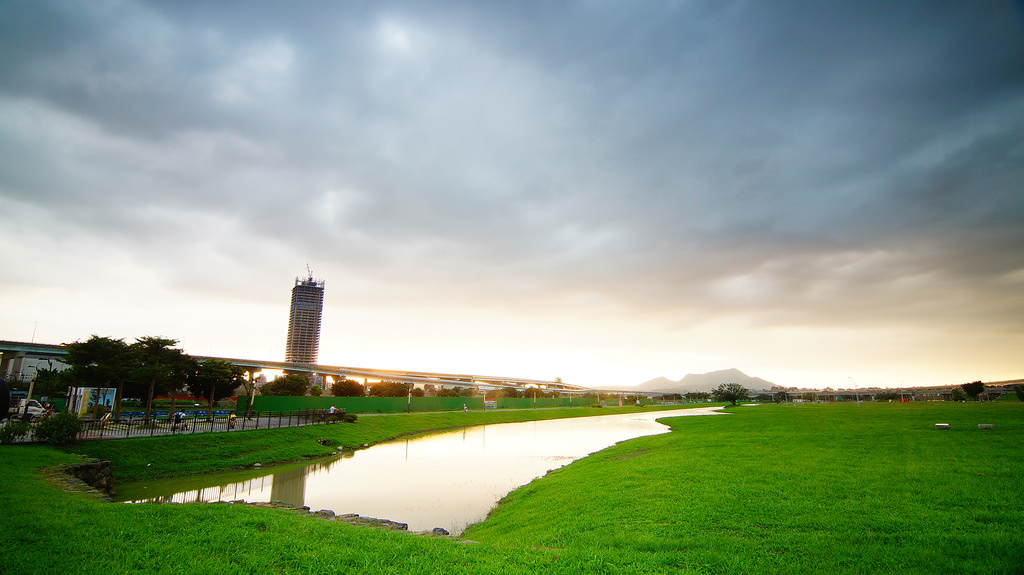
[116,407,721,534]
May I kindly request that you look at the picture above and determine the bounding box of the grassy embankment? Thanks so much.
[64,405,687,482]
[466,401,1024,573]
[3,402,1023,573]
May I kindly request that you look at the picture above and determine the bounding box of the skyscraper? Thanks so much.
[285,273,324,365]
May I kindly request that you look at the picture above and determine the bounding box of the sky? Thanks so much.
[1,1,1023,391]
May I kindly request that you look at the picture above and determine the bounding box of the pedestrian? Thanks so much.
[228,412,236,429]
[463,404,468,412]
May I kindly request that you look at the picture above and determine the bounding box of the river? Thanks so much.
[115,407,721,534]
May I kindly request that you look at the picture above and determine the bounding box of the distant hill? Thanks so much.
[629,368,774,394]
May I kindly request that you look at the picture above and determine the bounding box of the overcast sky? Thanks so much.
[2,0,1022,390]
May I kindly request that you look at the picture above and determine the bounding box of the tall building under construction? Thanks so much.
[285,273,324,365]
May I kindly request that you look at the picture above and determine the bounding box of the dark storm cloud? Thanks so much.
[1,0,1023,331]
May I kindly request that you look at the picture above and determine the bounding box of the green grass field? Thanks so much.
[3,402,1022,573]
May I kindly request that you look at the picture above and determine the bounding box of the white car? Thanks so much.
[9,399,48,422]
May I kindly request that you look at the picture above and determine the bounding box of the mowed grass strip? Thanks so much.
[463,402,1024,574]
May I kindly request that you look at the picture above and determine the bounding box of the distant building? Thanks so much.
[285,274,324,365]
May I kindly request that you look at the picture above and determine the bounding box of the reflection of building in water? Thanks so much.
[126,459,343,506]
[270,466,308,507]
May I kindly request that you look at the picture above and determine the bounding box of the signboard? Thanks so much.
[68,387,116,417]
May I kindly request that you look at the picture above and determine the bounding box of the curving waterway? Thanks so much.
[115,407,722,534]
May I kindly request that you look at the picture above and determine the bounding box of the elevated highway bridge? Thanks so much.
[0,340,592,394]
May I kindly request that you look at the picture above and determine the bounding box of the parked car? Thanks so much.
[9,399,48,422]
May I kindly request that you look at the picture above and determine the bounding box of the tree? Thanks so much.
[260,374,309,396]
[31,357,65,399]
[310,385,323,397]
[238,369,261,417]
[502,387,525,399]
[130,337,190,420]
[685,391,710,403]
[63,336,132,419]
[188,359,245,418]
[368,381,411,397]
[331,378,365,397]
[1015,385,1024,402]
[950,387,967,401]
[961,380,985,401]
[166,355,199,420]
[712,383,749,406]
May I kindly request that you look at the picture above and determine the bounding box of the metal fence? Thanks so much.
[73,409,341,440]
[0,409,340,442]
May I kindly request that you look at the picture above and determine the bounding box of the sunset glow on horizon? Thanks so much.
[1,1,1022,390]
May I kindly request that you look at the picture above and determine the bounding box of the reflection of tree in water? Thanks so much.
[125,453,354,505]
[270,466,307,507]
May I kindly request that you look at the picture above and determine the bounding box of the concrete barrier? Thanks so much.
[935,423,950,430]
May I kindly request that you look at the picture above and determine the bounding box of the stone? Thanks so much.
[253,463,262,468]
[431,527,450,536]
[935,423,950,430]
[65,460,114,495]
[978,424,994,430]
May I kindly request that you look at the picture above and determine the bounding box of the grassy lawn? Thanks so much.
[465,402,1024,573]
[3,402,1022,573]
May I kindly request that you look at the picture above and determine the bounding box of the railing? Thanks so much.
[74,409,341,440]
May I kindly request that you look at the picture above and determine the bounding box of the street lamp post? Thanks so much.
[22,367,38,419]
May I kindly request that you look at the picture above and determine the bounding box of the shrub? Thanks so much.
[33,411,83,445]
[342,413,358,423]
[260,374,309,396]
[331,378,365,397]
[0,420,33,444]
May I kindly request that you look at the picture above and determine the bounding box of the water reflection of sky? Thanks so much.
[122,408,720,534]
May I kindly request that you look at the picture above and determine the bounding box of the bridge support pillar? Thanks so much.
[0,352,26,382]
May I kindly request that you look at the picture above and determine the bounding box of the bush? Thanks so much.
[0,420,33,444]
[33,411,83,445]
[331,378,365,397]
[342,413,358,423]
[260,374,309,396]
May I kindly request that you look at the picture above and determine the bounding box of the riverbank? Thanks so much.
[63,404,696,482]
[3,402,1022,573]
[467,401,1024,573]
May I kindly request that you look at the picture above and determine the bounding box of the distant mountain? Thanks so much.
[631,368,774,394]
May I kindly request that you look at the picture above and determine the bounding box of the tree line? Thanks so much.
[38,335,246,420]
